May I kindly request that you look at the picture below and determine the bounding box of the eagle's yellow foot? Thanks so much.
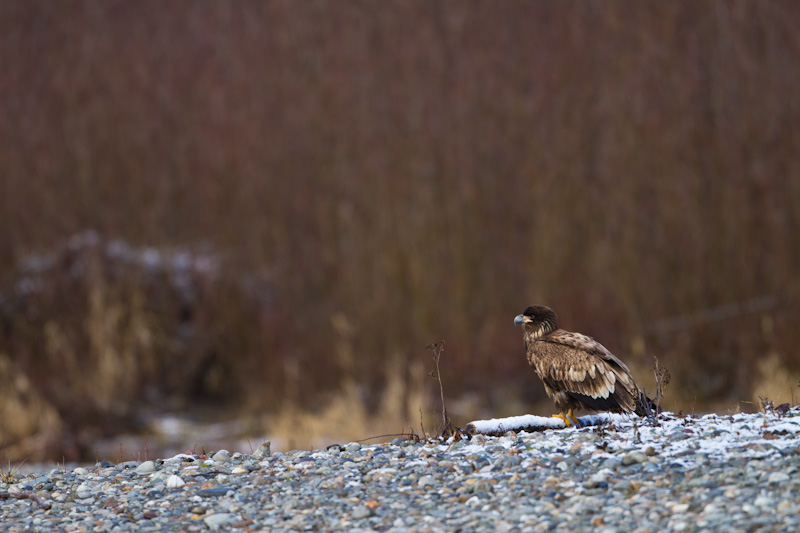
[551,413,571,427]
[567,409,580,426]
[551,409,580,427]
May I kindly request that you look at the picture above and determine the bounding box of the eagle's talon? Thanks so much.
[567,408,580,426]
[551,413,570,427]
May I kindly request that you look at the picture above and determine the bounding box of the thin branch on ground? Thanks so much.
[0,492,52,510]
[426,341,463,440]
[357,430,420,444]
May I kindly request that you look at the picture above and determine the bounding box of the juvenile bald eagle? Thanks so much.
[514,305,651,426]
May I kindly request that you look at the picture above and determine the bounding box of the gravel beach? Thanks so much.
[2,409,799,532]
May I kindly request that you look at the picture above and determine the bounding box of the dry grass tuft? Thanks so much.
[0,352,63,462]
[752,353,800,408]
[260,356,428,451]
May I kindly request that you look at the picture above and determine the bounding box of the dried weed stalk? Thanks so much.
[426,341,462,440]
[652,356,670,412]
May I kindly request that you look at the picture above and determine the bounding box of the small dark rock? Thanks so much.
[197,487,234,497]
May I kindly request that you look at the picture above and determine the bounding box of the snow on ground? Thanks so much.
[462,409,800,464]
[467,412,631,434]
[124,408,800,481]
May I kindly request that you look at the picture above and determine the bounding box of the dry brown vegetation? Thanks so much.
[1,1,800,461]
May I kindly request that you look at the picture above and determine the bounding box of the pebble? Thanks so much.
[351,506,373,519]
[1,410,800,531]
[345,442,362,453]
[166,474,186,488]
[203,512,239,530]
[768,471,790,483]
[253,441,271,459]
[418,474,435,487]
[212,450,231,462]
[134,460,156,473]
[622,452,648,465]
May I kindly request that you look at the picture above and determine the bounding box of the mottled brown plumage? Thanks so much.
[514,305,649,425]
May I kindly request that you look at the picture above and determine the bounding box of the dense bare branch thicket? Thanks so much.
[1,2,799,459]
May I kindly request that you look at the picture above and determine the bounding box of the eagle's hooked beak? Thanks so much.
[514,314,526,326]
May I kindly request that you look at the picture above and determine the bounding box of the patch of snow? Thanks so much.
[469,414,567,433]
[468,412,633,434]
[162,453,197,464]
[463,409,800,465]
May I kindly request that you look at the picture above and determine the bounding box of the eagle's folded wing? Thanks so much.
[533,332,638,411]
[543,330,633,373]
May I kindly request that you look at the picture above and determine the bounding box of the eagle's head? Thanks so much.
[514,305,559,338]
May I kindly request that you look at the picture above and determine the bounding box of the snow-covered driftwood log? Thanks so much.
[464,413,635,437]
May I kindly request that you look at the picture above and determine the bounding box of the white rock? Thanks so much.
[465,495,483,507]
[418,475,435,487]
[73,467,89,475]
[166,475,186,488]
[231,466,248,474]
[203,513,238,530]
[768,471,790,483]
[75,482,92,499]
[754,494,774,508]
[135,461,156,474]
[494,521,514,533]
[212,450,231,462]
[742,504,759,516]
[589,468,612,484]
[723,486,739,498]
[351,505,372,519]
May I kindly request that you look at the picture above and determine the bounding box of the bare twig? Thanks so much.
[652,356,670,412]
[425,341,463,440]
[759,396,774,415]
[426,341,448,430]
[0,492,52,510]
[357,431,420,444]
